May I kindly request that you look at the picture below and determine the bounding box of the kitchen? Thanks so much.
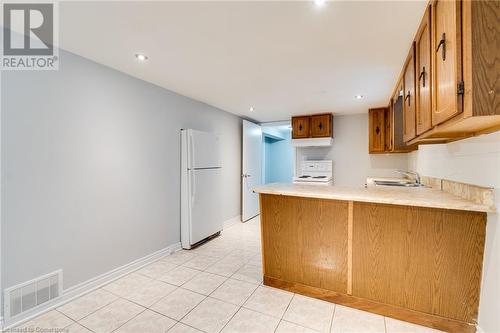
[250,1,499,331]
[1,1,499,333]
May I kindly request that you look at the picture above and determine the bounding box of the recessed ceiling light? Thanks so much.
[249,106,255,112]
[314,0,326,7]
[355,95,364,100]
[135,53,148,62]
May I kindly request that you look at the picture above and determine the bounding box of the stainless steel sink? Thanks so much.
[366,171,427,188]
[373,180,426,188]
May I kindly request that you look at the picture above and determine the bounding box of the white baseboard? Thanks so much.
[2,242,181,330]
[223,215,241,229]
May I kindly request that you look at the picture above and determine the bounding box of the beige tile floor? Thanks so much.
[12,217,444,333]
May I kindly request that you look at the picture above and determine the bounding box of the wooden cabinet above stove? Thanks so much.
[292,113,333,139]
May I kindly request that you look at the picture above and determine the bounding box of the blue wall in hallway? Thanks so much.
[263,131,294,183]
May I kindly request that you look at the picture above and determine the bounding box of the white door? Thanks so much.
[242,120,262,222]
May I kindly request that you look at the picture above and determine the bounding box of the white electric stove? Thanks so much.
[293,160,333,185]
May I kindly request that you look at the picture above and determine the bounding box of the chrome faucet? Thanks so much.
[396,170,421,185]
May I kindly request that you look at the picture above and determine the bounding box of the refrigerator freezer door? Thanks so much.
[189,168,223,245]
[189,130,221,169]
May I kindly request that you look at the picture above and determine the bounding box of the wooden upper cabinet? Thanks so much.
[431,0,462,126]
[403,44,417,142]
[381,0,499,145]
[368,108,386,153]
[292,113,333,139]
[464,0,500,118]
[368,98,417,154]
[291,116,310,139]
[311,114,333,137]
[415,6,432,135]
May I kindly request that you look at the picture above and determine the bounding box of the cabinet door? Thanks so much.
[368,108,386,153]
[432,0,462,126]
[403,44,417,142]
[292,116,310,139]
[416,7,432,135]
[311,114,332,137]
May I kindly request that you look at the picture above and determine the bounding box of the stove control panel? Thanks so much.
[294,160,333,184]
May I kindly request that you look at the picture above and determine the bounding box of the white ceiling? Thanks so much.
[59,1,427,122]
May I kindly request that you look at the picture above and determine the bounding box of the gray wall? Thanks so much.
[1,50,242,293]
[296,114,409,187]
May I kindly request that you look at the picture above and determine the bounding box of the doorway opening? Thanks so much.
[241,120,294,223]
[262,122,294,184]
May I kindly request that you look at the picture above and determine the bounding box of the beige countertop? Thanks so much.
[253,183,495,213]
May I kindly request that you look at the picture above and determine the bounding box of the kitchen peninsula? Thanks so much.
[254,183,494,333]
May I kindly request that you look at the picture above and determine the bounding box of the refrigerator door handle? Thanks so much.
[190,170,196,205]
[189,132,195,169]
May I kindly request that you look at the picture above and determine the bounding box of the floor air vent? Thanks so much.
[4,270,62,320]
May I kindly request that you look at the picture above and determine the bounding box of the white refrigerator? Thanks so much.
[181,129,223,249]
